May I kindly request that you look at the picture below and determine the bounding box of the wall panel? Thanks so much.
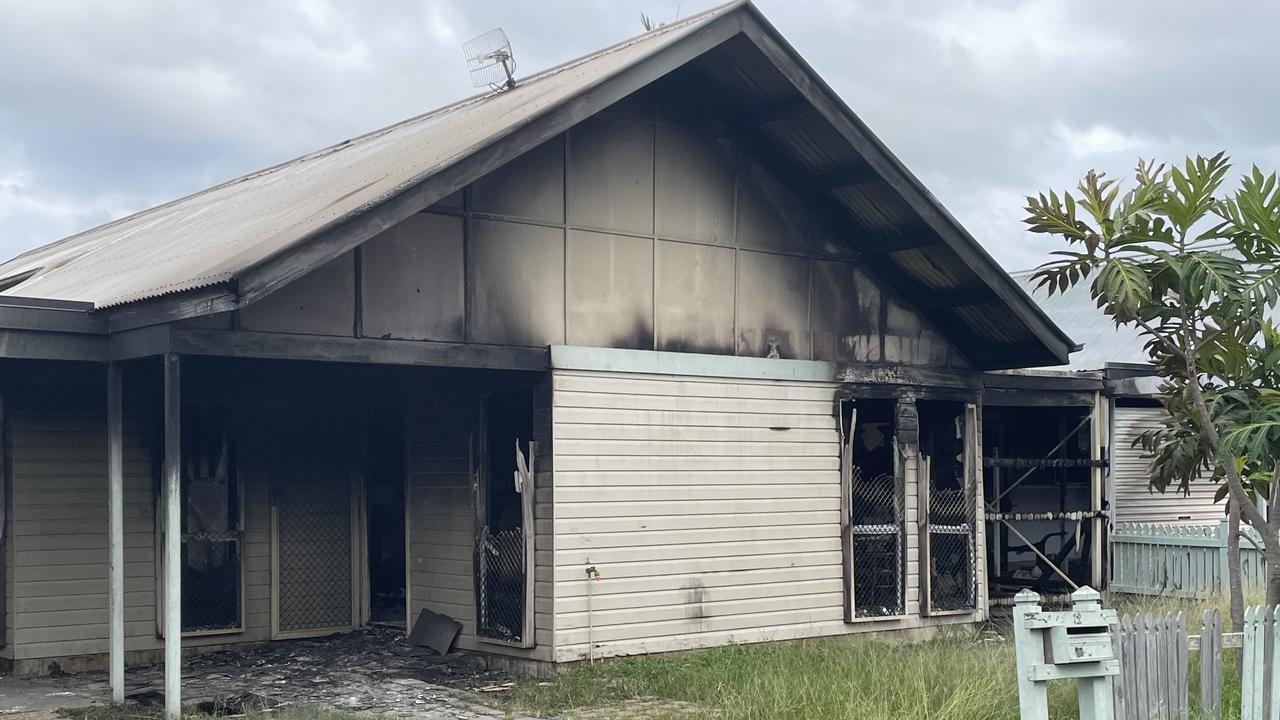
[240,252,355,336]
[735,251,810,360]
[471,137,565,224]
[467,219,565,347]
[567,117,654,235]
[655,125,735,245]
[566,230,653,350]
[361,213,465,341]
[654,241,734,355]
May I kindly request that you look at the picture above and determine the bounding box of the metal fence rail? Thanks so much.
[1110,521,1267,598]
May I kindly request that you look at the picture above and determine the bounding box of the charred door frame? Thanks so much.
[838,396,909,623]
[471,392,537,649]
[917,400,982,617]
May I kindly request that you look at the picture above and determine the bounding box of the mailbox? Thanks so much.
[1012,587,1118,720]
[1047,624,1115,664]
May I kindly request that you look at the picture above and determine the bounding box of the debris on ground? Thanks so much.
[1,627,536,720]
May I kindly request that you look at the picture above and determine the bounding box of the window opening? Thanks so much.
[180,404,243,632]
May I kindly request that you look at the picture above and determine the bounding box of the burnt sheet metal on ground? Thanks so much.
[408,608,464,655]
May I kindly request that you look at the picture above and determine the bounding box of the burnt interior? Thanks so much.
[983,405,1095,599]
[179,403,242,632]
[365,402,406,626]
[918,399,974,612]
[476,389,534,643]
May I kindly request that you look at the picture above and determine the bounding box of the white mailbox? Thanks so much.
[1012,587,1118,720]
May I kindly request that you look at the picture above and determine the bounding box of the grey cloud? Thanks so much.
[2,0,1278,271]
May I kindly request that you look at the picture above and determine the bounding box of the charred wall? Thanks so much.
[237,88,962,369]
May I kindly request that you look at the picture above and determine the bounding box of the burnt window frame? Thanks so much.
[840,397,908,623]
[917,400,981,617]
[155,402,247,637]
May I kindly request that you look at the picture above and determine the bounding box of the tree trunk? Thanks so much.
[1227,498,1244,631]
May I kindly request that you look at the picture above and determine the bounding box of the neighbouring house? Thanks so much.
[0,0,1079,694]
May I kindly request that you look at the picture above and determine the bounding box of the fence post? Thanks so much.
[1217,519,1230,596]
[1200,609,1222,720]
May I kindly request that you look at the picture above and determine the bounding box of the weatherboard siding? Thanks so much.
[5,412,272,665]
[550,369,979,663]
[1112,406,1222,525]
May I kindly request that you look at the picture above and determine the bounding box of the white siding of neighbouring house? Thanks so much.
[550,368,983,663]
[1112,406,1223,525]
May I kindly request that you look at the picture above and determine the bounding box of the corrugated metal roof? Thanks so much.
[0,1,740,308]
[1013,270,1150,371]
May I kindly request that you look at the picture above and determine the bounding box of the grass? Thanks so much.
[511,595,1258,720]
[510,636,1081,720]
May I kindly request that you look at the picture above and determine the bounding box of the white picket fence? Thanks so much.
[1110,521,1268,598]
[1112,606,1280,720]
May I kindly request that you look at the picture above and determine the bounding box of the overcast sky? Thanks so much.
[1,0,1277,272]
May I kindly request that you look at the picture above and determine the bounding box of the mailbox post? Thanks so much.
[1012,586,1119,720]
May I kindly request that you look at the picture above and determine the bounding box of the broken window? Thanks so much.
[841,398,905,620]
[179,404,243,632]
[473,389,535,646]
[918,400,979,614]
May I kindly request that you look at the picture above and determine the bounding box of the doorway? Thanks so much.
[365,405,407,627]
[475,388,534,645]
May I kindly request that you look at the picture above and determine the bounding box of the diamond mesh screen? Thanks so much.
[928,484,976,612]
[276,470,352,633]
[181,536,241,631]
[850,467,904,617]
[476,525,526,643]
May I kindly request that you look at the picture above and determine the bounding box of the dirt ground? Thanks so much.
[0,627,541,720]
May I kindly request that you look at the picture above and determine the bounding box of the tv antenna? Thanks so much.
[463,28,517,92]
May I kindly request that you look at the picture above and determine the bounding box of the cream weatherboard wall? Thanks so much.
[548,353,985,663]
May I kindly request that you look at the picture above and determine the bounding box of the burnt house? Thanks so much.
[0,0,1075,707]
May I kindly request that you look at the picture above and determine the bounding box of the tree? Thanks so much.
[1023,154,1280,627]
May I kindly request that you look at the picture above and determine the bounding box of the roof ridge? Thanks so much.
[0,0,743,277]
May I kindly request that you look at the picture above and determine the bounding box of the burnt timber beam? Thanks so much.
[0,328,107,361]
[807,165,880,191]
[105,286,238,333]
[743,96,809,125]
[169,329,549,372]
[835,363,982,391]
[912,287,994,312]
[982,371,1105,392]
[982,387,1096,408]
[0,301,104,335]
[856,234,940,255]
[109,324,173,361]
